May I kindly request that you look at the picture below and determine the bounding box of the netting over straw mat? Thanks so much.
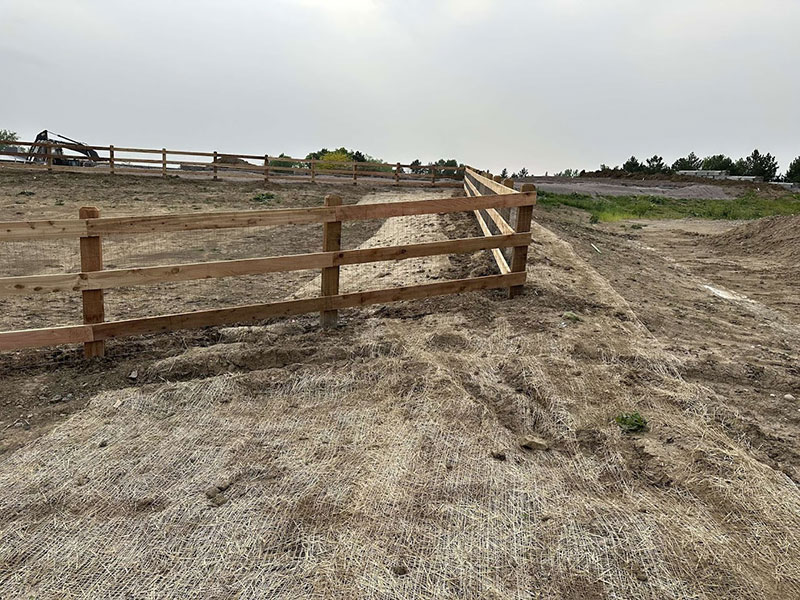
[1,189,798,599]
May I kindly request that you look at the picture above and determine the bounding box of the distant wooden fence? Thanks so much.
[0,139,464,187]
[0,190,534,355]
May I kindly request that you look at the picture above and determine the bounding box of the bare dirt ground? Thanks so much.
[519,176,764,199]
[0,171,453,450]
[1,172,799,599]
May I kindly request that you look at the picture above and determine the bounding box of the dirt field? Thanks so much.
[1,171,799,599]
[519,175,798,200]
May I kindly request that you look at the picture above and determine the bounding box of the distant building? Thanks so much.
[677,170,762,182]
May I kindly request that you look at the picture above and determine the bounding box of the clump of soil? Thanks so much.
[706,214,800,261]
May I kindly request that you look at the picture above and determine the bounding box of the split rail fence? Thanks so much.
[0,140,464,187]
[463,167,536,297]
[0,189,535,356]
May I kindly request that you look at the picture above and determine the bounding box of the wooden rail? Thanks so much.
[0,140,464,187]
[464,167,536,297]
[0,193,534,241]
[0,191,533,355]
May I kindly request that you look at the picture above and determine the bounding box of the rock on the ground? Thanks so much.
[210,494,229,507]
[519,435,549,451]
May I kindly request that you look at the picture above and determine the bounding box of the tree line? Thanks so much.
[275,147,462,175]
[591,150,799,183]
[501,150,800,184]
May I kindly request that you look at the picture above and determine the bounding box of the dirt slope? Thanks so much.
[2,198,799,598]
[706,214,800,261]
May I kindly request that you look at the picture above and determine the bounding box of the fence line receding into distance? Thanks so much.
[0,188,535,356]
[0,139,464,187]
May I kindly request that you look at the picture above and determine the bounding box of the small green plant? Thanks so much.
[54,199,65,206]
[562,311,582,323]
[252,192,276,203]
[589,214,599,224]
[616,412,649,433]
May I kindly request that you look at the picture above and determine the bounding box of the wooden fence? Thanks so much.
[0,139,464,187]
[463,167,536,297]
[0,190,535,355]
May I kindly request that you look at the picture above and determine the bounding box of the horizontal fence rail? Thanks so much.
[0,191,534,355]
[464,167,536,298]
[0,193,533,241]
[0,139,465,187]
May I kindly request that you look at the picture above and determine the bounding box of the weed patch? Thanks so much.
[252,192,276,204]
[616,412,649,433]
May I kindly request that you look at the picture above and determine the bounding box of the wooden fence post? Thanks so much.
[161,148,167,177]
[509,183,535,299]
[311,160,316,183]
[109,145,115,175]
[395,162,401,184]
[264,155,269,184]
[213,151,218,181]
[503,178,515,191]
[79,206,105,357]
[352,162,357,185]
[431,165,436,185]
[321,194,342,327]
[493,175,503,183]
[45,142,53,173]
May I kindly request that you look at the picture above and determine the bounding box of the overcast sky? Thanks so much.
[2,0,799,174]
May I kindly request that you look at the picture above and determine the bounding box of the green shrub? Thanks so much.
[615,412,649,433]
[317,150,352,171]
[251,192,276,203]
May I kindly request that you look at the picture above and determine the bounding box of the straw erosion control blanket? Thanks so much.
[1,201,799,599]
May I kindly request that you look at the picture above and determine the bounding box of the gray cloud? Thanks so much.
[2,0,798,174]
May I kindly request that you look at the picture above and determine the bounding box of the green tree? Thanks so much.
[0,129,20,153]
[701,154,735,172]
[409,159,423,174]
[743,149,779,181]
[645,155,669,174]
[785,156,800,184]
[623,156,643,173]
[434,158,460,177]
[271,153,298,169]
[672,152,701,171]
[304,148,329,161]
[317,149,352,170]
[730,157,748,176]
[555,168,581,177]
[518,167,529,177]
[500,168,508,178]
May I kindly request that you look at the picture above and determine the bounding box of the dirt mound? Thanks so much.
[527,178,735,200]
[707,214,800,260]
